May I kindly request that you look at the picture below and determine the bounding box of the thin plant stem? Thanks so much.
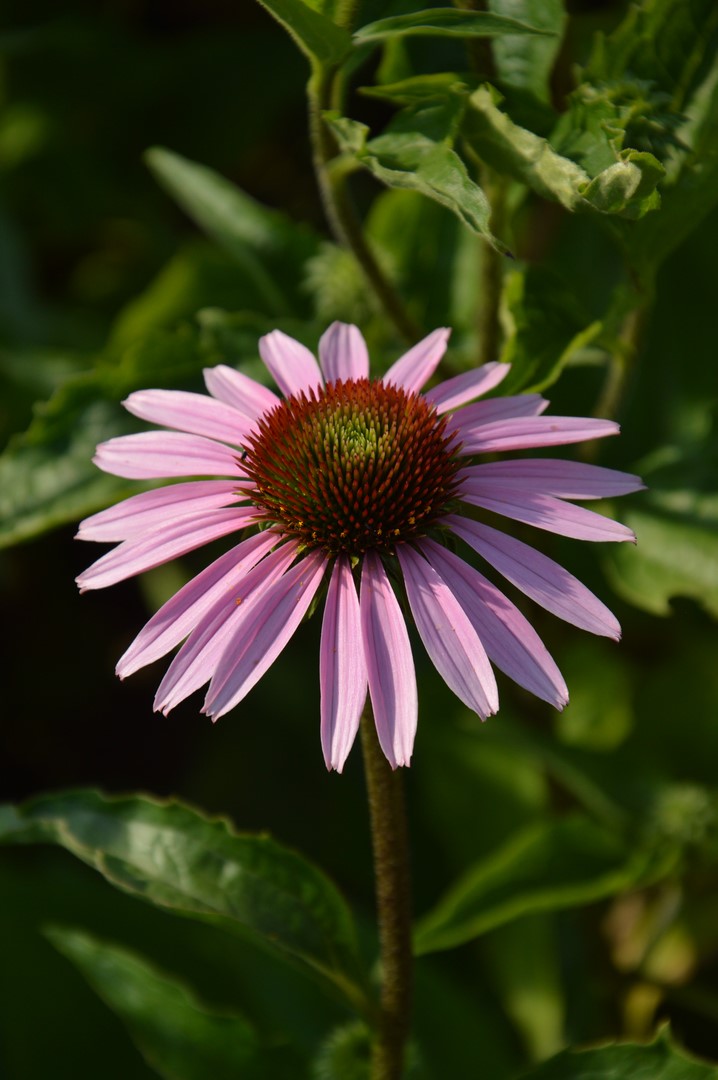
[307,68,421,344]
[360,705,413,1080]
[477,166,507,366]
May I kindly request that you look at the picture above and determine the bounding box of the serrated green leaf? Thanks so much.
[414,815,665,955]
[1,790,370,1014]
[326,111,510,254]
[353,8,554,44]
[465,85,663,218]
[253,0,351,64]
[518,1025,718,1079]
[604,441,718,619]
[49,929,300,1080]
[489,0,566,106]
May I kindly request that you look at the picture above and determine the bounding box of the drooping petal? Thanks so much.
[76,481,246,542]
[423,362,510,413]
[93,431,243,480]
[458,416,620,455]
[382,327,450,394]
[204,550,328,719]
[360,551,417,768]
[259,329,323,399]
[76,507,259,592]
[396,545,498,718]
[319,323,370,384]
[420,539,568,708]
[458,459,645,500]
[123,390,253,446]
[203,365,280,420]
[154,540,299,713]
[446,394,548,436]
[446,515,621,639]
[459,485,635,542]
[117,530,279,678]
[319,555,368,772]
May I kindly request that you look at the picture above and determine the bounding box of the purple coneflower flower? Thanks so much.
[77,324,642,771]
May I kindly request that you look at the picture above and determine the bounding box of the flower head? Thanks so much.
[77,324,642,771]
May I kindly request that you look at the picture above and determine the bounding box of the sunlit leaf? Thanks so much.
[252,0,351,65]
[353,8,553,45]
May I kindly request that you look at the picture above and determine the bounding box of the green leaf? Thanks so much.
[1,790,370,1014]
[465,85,664,218]
[353,8,554,44]
[145,147,317,316]
[48,929,300,1080]
[326,110,510,254]
[413,815,665,955]
[489,0,566,106]
[518,1025,718,1079]
[252,0,351,64]
[499,265,602,394]
[604,440,718,619]
[0,328,203,549]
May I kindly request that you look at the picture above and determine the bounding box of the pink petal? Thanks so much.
[76,507,258,592]
[396,545,498,718]
[203,365,280,420]
[154,540,299,713]
[204,550,328,718]
[319,323,369,384]
[93,431,243,480]
[423,362,510,413]
[360,551,417,769]
[459,485,635,542]
[259,330,323,399]
[123,390,253,446]
[117,530,279,678]
[76,481,245,542]
[319,555,368,772]
[382,327,451,394]
[459,459,645,500]
[458,416,620,454]
[446,394,548,436]
[446,515,621,639]
[420,539,568,708]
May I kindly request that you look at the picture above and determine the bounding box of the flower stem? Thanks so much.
[360,707,413,1080]
[307,68,421,344]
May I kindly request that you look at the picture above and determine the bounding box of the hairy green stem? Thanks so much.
[361,708,413,1080]
[307,67,420,344]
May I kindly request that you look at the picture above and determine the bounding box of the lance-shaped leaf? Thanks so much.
[326,104,510,254]
[253,0,351,65]
[489,0,566,107]
[465,85,663,218]
[518,1025,718,1079]
[0,790,370,1014]
[414,815,672,955]
[48,929,301,1080]
[353,8,555,44]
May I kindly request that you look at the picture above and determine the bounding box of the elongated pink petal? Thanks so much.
[423,362,510,413]
[319,555,368,772]
[459,459,645,500]
[360,552,417,768]
[203,365,280,420]
[204,550,328,718]
[154,540,299,713]
[259,330,323,398]
[93,431,243,480]
[446,515,621,639]
[459,485,635,542]
[123,390,252,446]
[117,530,279,678]
[459,416,620,454]
[447,394,548,435]
[76,481,245,542]
[420,539,568,708]
[319,323,369,384]
[397,545,498,718]
[76,507,258,592]
[382,328,450,394]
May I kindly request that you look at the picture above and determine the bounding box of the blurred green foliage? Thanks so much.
[1,0,718,1077]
